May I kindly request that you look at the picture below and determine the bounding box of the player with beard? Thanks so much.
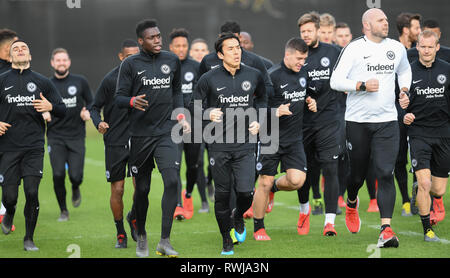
[46,48,93,222]
[168,28,209,220]
[90,39,140,248]
[115,19,190,258]
[296,11,342,235]
[0,40,66,251]
[331,8,412,247]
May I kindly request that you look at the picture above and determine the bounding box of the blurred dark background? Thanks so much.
[1,0,449,91]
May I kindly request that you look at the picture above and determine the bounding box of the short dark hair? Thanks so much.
[51,47,69,60]
[191,38,208,46]
[214,32,240,54]
[335,22,350,30]
[121,39,139,51]
[396,13,422,35]
[220,21,241,34]
[285,37,308,53]
[423,19,439,29]
[297,11,320,29]
[169,28,189,43]
[0,29,18,46]
[135,19,158,38]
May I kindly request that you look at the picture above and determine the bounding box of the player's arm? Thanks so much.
[330,44,359,92]
[90,77,109,133]
[252,54,273,95]
[80,77,93,121]
[35,79,66,118]
[397,47,412,109]
[115,59,148,111]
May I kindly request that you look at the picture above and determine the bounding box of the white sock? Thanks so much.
[325,213,336,225]
[0,202,6,215]
[299,202,309,214]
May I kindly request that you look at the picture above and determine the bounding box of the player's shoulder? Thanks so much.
[69,73,89,82]
[241,63,263,78]
[184,57,200,69]
[435,57,450,69]
[159,50,178,60]
[267,62,282,76]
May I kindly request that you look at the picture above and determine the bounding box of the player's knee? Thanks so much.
[418,179,432,193]
[431,183,446,197]
[69,175,83,187]
[111,182,125,197]
[286,173,306,189]
[258,176,274,191]
[53,174,65,185]
[214,192,230,214]
[237,191,253,202]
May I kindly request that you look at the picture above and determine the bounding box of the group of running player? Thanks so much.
[0,7,448,257]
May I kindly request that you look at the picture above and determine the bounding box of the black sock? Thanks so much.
[253,217,265,232]
[271,179,279,193]
[434,196,442,200]
[380,224,390,232]
[347,198,357,209]
[185,191,192,199]
[420,214,432,234]
[115,219,126,236]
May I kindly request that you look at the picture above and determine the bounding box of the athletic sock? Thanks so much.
[299,202,309,214]
[271,178,279,193]
[380,224,390,232]
[347,198,357,209]
[253,217,265,232]
[324,213,336,225]
[115,219,126,236]
[420,214,432,234]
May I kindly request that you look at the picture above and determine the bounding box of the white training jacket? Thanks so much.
[330,36,412,123]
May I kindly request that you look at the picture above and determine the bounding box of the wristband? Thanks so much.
[130,97,136,108]
[176,113,185,121]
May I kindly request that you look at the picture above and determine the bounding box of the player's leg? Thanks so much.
[22,176,41,251]
[366,157,379,212]
[174,142,185,220]
[67,138,85,208]
[0,152,21,234]
[48,140,69,220]
[395,121,411,216]
[371,121,399,248]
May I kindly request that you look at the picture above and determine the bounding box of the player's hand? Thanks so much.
[33,92,53,112]
[365,79,379,92]
[399,91,410,109]
[306,96,317,112]
[0,121,11,136]
[403,113,415,125]
[276,103,292,117]
[178,118,191,134]
[248,121,260,135]
[98,121,109,134]
[80,107,91,121]
[42,112,52,122]
[132,94,149,111]
[209,108,223,123]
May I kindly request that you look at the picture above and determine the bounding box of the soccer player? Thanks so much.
[0,28,18,225]
[396,13,422,50]
[239,31,274,69]
[192,32,267,255]
[404,30,449,241]
[90,39,140,248]
[168,28,208,219]
[189,38,210,63]
[253,37,317,240]
[319,13,336,44]
[0,40,66,251]
[330,8,412,247]
[115,19,190,258]
[296,11,342,234]
[334,22,353,48]
[47,48,93,221]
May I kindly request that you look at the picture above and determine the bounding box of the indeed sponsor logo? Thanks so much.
[142,76,171,86]
[415,86,445,95]
[283,90,306,100]
[366,63,394,72]
[63,96,77,108]
[218,94,249,104]
[182,82,193,93]
[6,94,35,103]
[308,68,330,78]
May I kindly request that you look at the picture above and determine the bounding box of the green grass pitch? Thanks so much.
[0,124,449,259]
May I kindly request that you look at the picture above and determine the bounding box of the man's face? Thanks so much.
[239,34,254,51]
[0,36,18,60]
[10,41,31,64]
[319,25,335,44]
[367,11,389,39]
[169,36,189,61]
[51,52,71,75]
[189,41,209,63]
[335,27,352,47]
[424,27,441,39]
[118,46,140,61]
[218,38,241,68]
[139,27,162,54]
[300,22,319,47]
[284,49,308,72]
[408,19,422,43]
[417,35,440,64]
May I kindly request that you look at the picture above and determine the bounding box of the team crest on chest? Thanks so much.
[241,80,252,91]
[184,71,194,82]
[299,77,307,87]
[27,82,37,93]
[161,64,171,74]
[320,57,330,67]
[437,74,447,85]
[386,50,395,60]
[68,85,77,95]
